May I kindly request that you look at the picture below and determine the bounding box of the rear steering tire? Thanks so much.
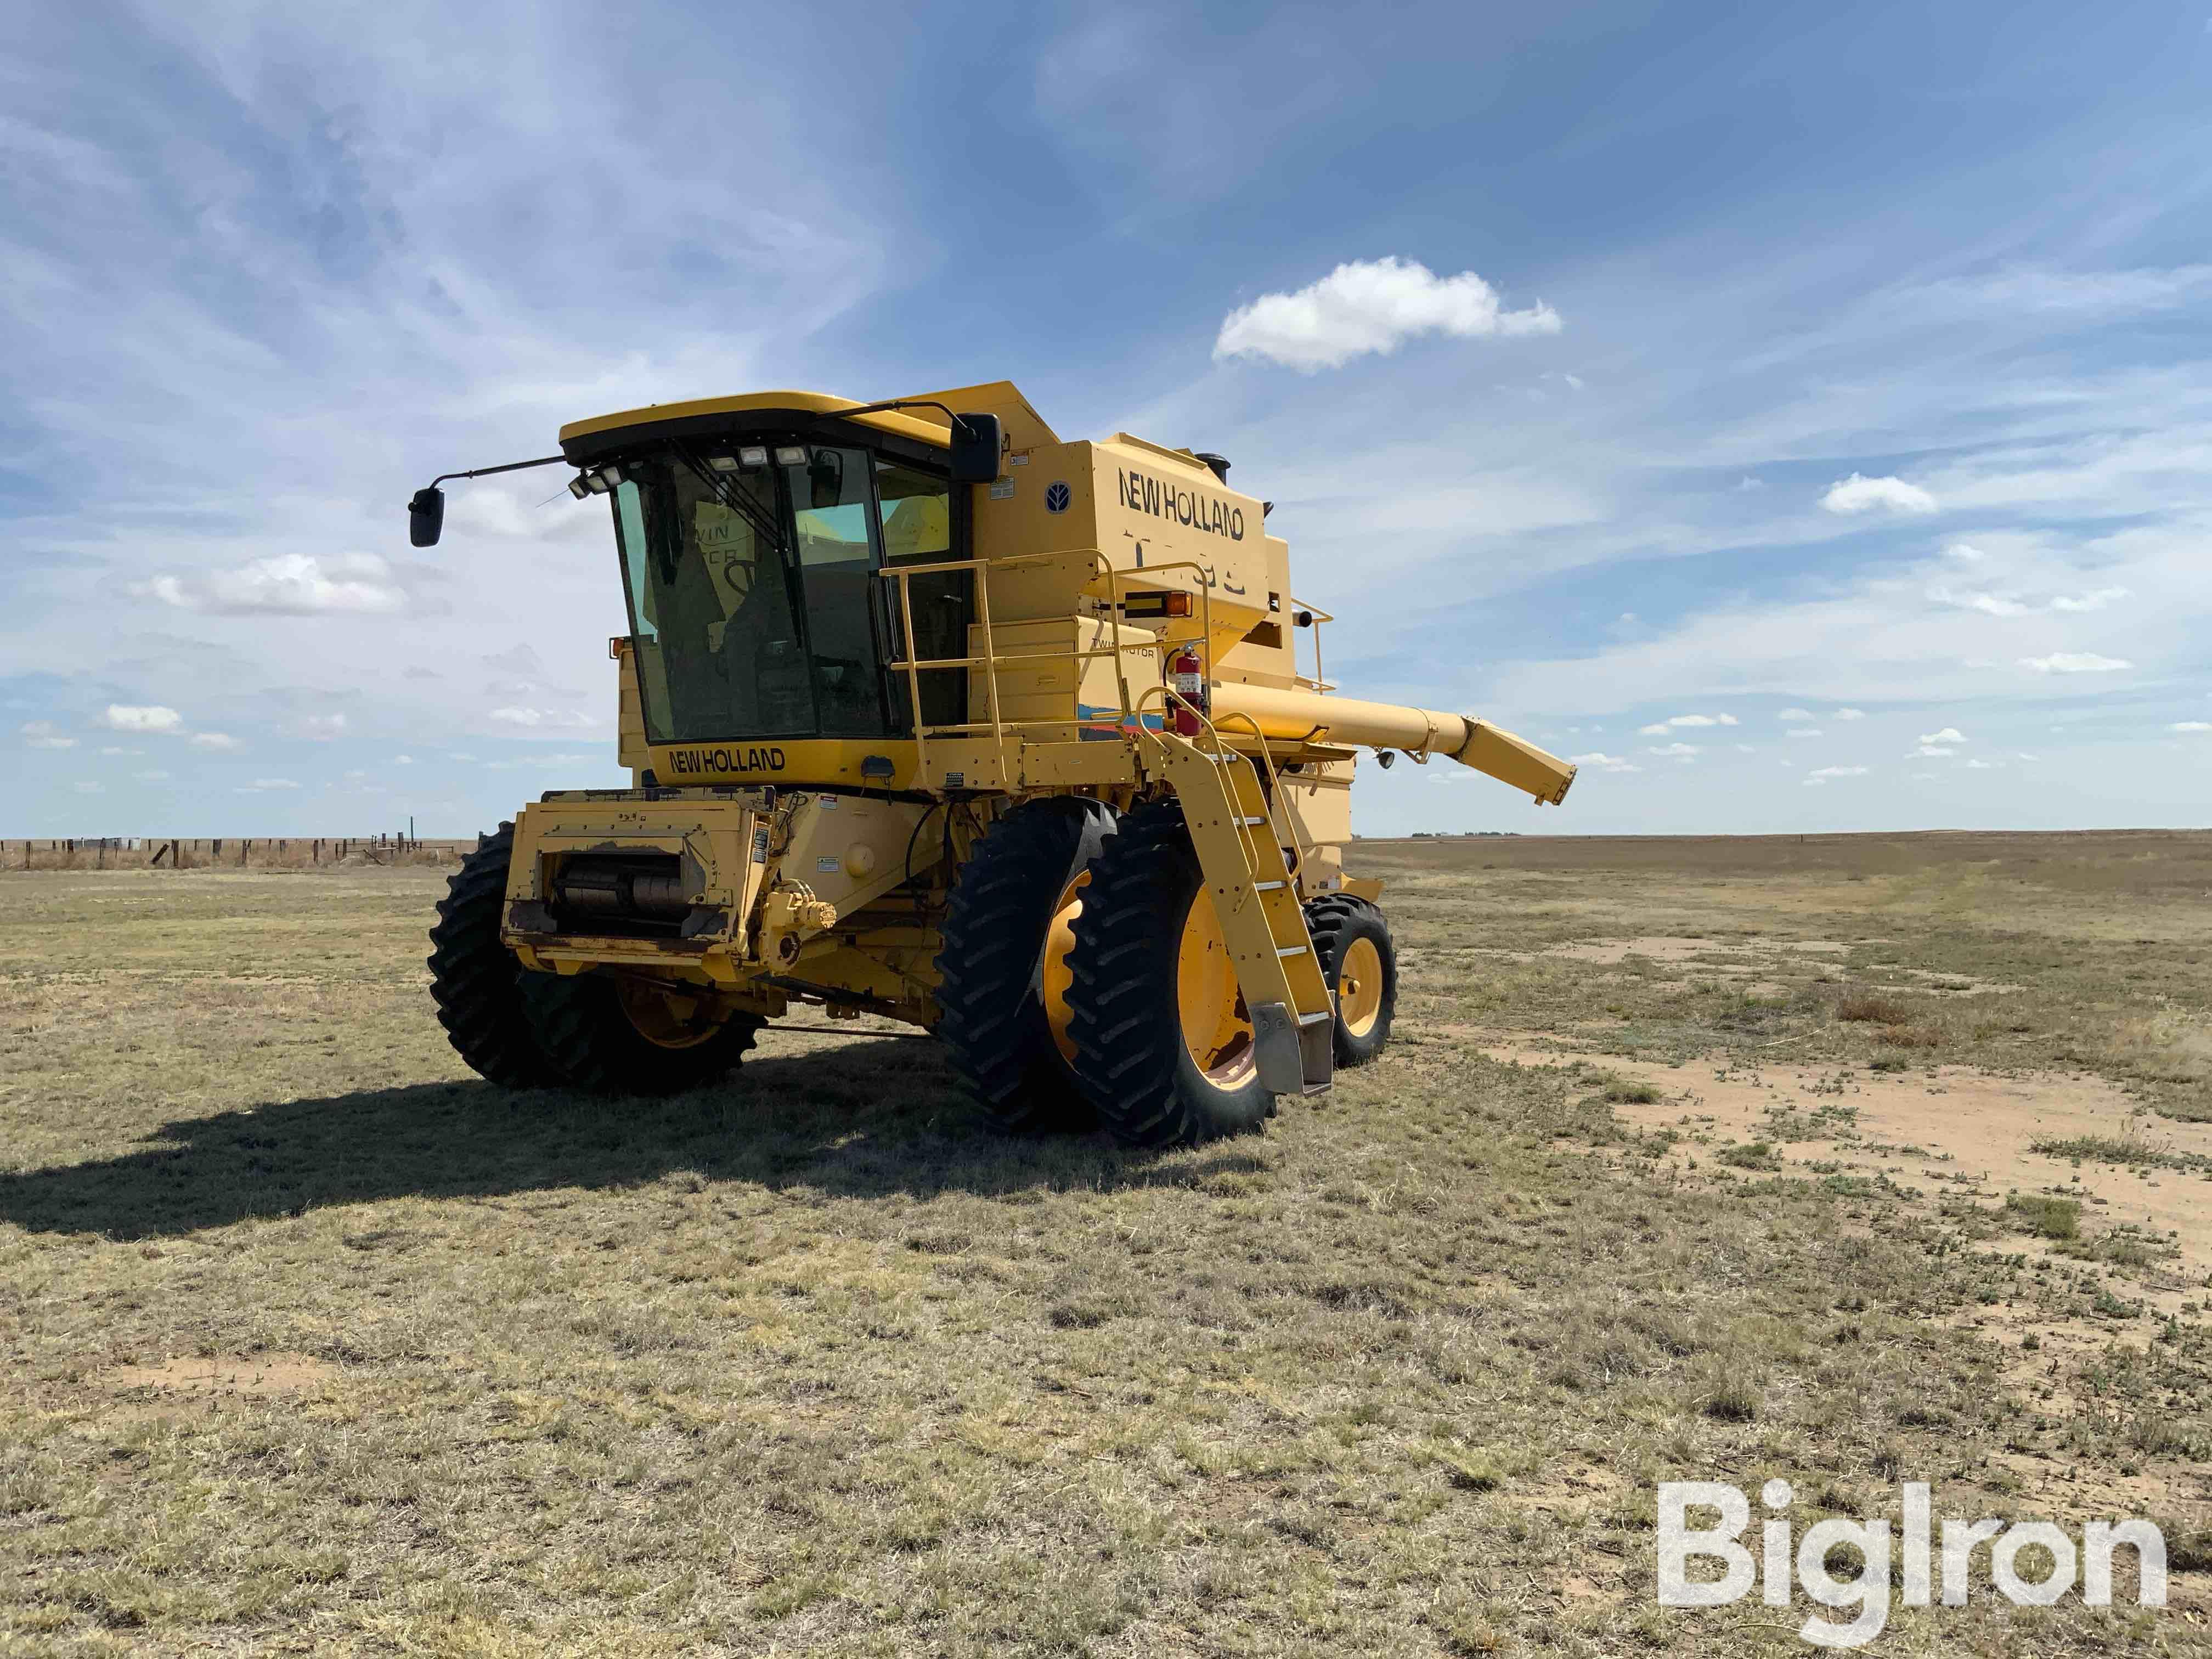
[522,973,761,1095]
[1306,894,1397,1065]
[934,798,1116,1132]
[427,823,559,1087]
[1063,800,1273,1148]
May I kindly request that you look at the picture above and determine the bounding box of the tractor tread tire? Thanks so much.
[1064,800,1273,1149]
[427,823,558,1088]
[522,974,760,1096]
[1305,893,1397,1066]
[935,798,1114,1133]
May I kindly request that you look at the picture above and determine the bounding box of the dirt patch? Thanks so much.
[1487,1047,2210,1261]
[100,1352,338,1398]
[1538,935,1870,967]
[1542,935,1724,965]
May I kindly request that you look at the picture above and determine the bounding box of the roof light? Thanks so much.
[774,445,808,466]
[738,445,770,467]
[597,464,623,489]
[708,454,741,472]
[567,475,592,500]
[584,471,613,494]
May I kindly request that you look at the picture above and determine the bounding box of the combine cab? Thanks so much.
[411,381,1575,1146]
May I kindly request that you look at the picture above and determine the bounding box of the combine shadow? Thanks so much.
[0,1042,1266,1241]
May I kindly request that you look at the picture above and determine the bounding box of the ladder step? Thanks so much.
[1297,1010,1333,1026]
[1253,881,1286,891]
[1238,815,1269,827]
[1276,945,1310,958]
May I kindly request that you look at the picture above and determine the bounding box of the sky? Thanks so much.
[4,0,2209,838]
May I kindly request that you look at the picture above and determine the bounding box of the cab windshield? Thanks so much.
[608,441,961,743]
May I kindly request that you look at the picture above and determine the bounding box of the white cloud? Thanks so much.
[97,746,140,756]
[2019,652,2131,673]
[1943,543,1987,562]
[394,754,415,764]
[1933,583,2128,616]
[1786,727,1823,738]
[298,714,348,740]
[1734,476,1764,492]
[1660,712,1737,727]
[449,752,479,762]
[487,707,599,730]
[1778,708,1815,721]
[1965,758,2001,769]
[1213,256,1561,371]
[240,777,300,791]
[1734,743,1754,753]
[1832,708,1865,721]
[1928,585,2028,617]
[19,721,76,750]
[1807,765,1870,778]
[133,769,171,782]
[1918,727,1967,745]
[1644,742,1701,759]
[1914,266,2212,315]
[1819,473,1938,515]
[72,781,103,794]
[1637,723,1669,735]
[134,552,409,616]
[2171,721,2212,733]
[100,704,182,733]
[189,732,242,751]
[1568,751,1640,772]
[1909,745,1957,758]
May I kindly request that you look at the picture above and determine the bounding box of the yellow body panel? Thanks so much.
[498,377,1580,1051]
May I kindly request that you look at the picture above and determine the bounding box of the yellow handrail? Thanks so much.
[877,548,1221,778]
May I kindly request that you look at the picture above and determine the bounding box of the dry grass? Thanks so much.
[0,832,2208,1654]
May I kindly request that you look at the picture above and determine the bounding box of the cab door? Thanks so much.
[873,456,969,732]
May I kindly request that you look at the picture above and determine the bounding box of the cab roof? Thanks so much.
[557,380,1060,454]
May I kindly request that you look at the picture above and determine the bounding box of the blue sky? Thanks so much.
[5,1,2208,837]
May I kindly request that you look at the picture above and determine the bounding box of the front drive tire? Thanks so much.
[521,973,761,1095]
[934,798,1116,1133]
[1063,800,1273,1148]
[427,823,559,1087]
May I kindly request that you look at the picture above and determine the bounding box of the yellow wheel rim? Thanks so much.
[1042,870,1088,1063]
[1177,889,1254,1089]
[615,979,728,1050]
[1338,936,1384,1039]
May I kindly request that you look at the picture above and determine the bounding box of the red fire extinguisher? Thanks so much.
[1168,644,1207,737]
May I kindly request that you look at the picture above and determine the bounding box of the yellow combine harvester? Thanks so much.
[407,381,1576,1146]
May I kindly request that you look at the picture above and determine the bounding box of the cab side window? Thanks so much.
[876,460,966,730]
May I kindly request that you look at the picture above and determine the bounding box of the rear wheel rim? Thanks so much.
[1176,890,1254,1089]
[1338,935,1384,1038]
[1041,870,1088,1063]
[614,979,729,1050]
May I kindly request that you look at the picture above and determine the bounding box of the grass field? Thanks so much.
[2,831,2209,1655]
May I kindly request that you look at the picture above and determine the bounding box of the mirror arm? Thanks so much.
[424,453,569,490]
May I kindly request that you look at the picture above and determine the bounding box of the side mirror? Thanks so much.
[947,413,1002,484]
[809,448,845,510]
[408,486,445,548]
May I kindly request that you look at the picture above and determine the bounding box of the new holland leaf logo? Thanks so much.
[1045,481,1071,514]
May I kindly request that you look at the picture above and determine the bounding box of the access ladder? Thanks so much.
[1146,729,1335,1096]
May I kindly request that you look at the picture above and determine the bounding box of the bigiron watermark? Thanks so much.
[1657,1479,2166,1648]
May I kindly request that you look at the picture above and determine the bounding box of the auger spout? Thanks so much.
[1208,682,1577,805]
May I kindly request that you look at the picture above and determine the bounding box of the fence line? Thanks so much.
[9,834,471,871]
